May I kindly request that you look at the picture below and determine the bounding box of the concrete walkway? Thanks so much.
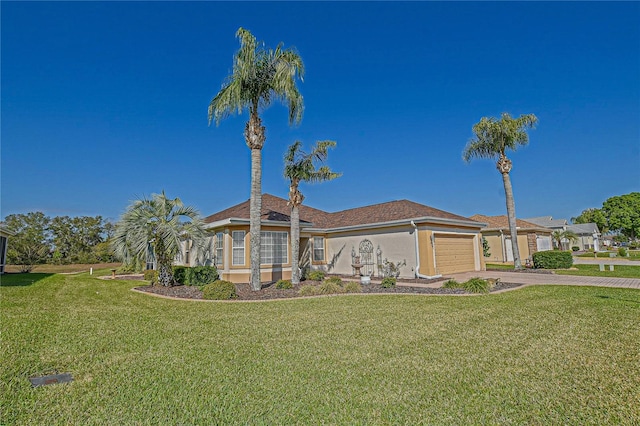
[445,270,640,290]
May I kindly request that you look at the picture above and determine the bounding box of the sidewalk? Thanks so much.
[444,270,640,290]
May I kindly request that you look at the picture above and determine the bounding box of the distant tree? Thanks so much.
[572,208,608,234]
[111,192,208,286]
[602,192,640,240]
[552,230,578,251]
[209,28,304,291]
[3,212,51,271]
[49,215,105,264]
[463,112,538,269]
[284,140,341,284]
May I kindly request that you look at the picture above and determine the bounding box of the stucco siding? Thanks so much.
[322,226,416,278]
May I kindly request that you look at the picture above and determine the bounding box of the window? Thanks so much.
[260,231,288,264]
[313,237,325,262]
[215,232,224,267]
[232,231,245,265]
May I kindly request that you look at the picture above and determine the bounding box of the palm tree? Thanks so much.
[463,112,538,270]
[284,140,341,285]
[111,191,207,287]
[552,229,578,251]
[209,28,304,291]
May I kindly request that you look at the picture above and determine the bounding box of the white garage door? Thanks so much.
[435,234,476,274]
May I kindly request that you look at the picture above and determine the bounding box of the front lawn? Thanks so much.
[2,272,639,424]
[485,263,515,270]
[555,264,640,279]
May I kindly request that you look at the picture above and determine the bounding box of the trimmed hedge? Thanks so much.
[533,251,573,269]
[172,266,188,284]
[185,266,219,286]
[202,280,237,300]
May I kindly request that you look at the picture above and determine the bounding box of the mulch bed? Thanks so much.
[134,278,523,301]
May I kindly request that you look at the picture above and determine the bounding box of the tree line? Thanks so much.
[572,192,640,240]
[2,212,116,271]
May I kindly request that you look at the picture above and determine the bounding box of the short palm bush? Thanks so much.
[343,281,362,293]
[306,270,325,281]
[323,277,343,286]
[275,279,293,289]
[462,278,490,294]
[298,285,319,297]
[202,280,237,300]
[381,277,396,288]
[442,279,460,289]
[319,280,345,295]
[143,269,158,284]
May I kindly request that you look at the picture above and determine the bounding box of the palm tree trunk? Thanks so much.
[249,147,262,291]
[501,170,523,270]
[290,204,300,285]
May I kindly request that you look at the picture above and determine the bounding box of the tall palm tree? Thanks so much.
[111,191,207,287]
[284,140,341,285]
[209,27,304,291]
[463,112,538,270]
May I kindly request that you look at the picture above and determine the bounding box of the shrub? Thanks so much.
[307,270,325,281]
[298,285,319,297]
[275,279,293,289]
[381,277,396,288]
[571,246,580,252]
[618,247,628,257]
[463,278,490,294]
[323,276,343,286]
[143,269,158,284]
[533,250,573,269]
[343,281,362,293]
[172,266,188,284]
[185,266,219,286]
[202,280,237,300]
[442,279,461,289]
[318,280,345,295]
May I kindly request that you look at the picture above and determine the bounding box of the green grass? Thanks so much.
[577,251,640,260]
[555,264,640,278]
[486,263,515,270]
[2,272,639,425]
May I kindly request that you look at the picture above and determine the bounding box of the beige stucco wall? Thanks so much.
[318,225,417,279]
[482,230,553,263]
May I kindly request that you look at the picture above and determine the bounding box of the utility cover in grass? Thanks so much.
[29,373,73,387]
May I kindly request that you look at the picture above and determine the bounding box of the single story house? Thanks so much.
[0,226,14,274]
[524,216,601,251]
[182,194,486,283]
[470,214,553,264]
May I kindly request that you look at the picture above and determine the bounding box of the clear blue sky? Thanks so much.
[2,1,639,224]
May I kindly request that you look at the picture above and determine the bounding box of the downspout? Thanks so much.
[411,221,442,280]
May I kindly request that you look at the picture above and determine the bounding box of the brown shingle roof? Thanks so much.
[205,194,480,230]
[470,214,546,230]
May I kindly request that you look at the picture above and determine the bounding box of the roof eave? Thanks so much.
[205,217,313,229]
[305,216,483,234]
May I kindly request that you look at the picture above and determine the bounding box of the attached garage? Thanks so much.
[434,234,477,274]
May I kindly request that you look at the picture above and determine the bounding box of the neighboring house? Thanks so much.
[183,194,486,283]
[523,216,601,251]
[470,215,553,264]
[0,226,14,274]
